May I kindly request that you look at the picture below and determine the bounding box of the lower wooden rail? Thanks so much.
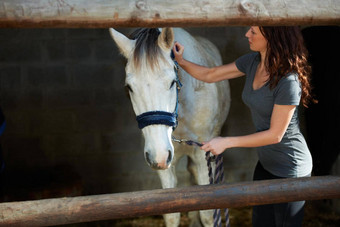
[1,176,339,226]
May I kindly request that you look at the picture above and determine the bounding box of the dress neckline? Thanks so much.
[251,60,269,91]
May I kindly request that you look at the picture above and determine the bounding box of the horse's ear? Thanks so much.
[157,28,174,53]
[109,28,135,58]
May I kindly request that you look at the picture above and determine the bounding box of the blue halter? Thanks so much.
[136,51,182,130]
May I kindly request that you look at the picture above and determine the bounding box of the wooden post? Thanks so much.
[1,176,340,226]
[0,0,339,28]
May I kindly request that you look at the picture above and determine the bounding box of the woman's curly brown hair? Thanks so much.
[259,26,317,107]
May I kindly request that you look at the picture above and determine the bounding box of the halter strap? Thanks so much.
[136,111,177,129]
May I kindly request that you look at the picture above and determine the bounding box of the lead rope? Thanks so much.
[172,137,230,227]
[206,152,230,227]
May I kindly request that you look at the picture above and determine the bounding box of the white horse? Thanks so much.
[109,27,230,227]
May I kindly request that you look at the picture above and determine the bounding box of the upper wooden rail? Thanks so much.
[0,0,339,28]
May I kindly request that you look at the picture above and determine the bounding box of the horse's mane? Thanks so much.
[129,28,167,70]
[128,28,205,89]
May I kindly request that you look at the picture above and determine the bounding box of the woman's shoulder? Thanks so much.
[235,52,259,73]
[274,72,301,97]
[286,71,299,78]
[238,52,259,62]
[279,72,299,84]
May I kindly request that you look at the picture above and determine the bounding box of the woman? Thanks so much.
[172,26,315,227]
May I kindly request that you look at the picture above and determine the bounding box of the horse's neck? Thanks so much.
[179,70,204,93]
[174,28,225,113]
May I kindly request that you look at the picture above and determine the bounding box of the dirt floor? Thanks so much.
[77,200,339,227]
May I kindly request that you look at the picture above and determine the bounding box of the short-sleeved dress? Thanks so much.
[235,52,312,178]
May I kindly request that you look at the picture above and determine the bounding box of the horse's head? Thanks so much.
[110,28,179,170]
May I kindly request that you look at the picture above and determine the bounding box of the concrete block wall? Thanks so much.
[0,27,257,201]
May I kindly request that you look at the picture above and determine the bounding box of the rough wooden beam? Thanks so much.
[0,0,339,28]
[1,176,340,226]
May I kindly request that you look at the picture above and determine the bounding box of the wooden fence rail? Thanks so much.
[0,0,339,28]
[1,176,340,226]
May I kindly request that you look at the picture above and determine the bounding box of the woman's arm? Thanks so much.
[201,104,296,155]
[172,42,244,83]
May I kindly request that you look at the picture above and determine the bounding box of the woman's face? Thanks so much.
[245,26,267,53]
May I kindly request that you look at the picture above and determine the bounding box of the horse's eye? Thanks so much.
[170,80,176,89]
[125,84,133,93]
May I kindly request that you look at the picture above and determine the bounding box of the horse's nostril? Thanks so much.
[167,150,172,165]
[145,151,151,165]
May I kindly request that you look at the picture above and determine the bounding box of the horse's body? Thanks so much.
[110,28,230,227]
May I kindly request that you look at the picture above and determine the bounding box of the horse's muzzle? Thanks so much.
[145,149,172,170]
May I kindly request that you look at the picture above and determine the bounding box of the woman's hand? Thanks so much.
[201,137,229,155]
[172,42,243,83]
[172,42,185,64]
